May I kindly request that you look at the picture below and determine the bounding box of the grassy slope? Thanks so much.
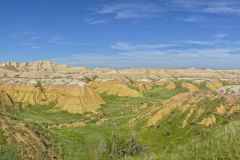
[0,130,19,160]
[126,119,240,160]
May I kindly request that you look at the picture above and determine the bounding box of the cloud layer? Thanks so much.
[53,40,240,69]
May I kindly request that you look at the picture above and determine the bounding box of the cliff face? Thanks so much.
[0,81,105,114]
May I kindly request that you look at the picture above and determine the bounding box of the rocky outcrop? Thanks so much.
[0,80,105,114]
[218,85,240,96]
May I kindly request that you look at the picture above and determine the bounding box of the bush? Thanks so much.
[98,126,147,160]
[124,75,135,85]
[35,80,44,92]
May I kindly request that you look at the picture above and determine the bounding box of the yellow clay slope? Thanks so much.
[0,91,14,113]
[146,91,239,127]
[205,81,223,90]
[45,85,105,113]
[90,81,143,97]
[165,82,176,90]
[181,82,199,92]
[0,83,105,114]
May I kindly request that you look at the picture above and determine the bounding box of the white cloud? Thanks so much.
[84,2,164,24]
[83,17,109,25]
[84,1,240,25]
[172,0,240,14]
[184,40,214,46]
[53,41,240,69]
[30,46,40,49]
[180,17,198,22]
[215,33,228,39]
[111,42,177,50]
[97,3,163,19]
[179,16,206,23]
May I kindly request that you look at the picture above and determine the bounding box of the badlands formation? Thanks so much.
[0,61,239,114]
[0,60,239,116]
[0,61,240,159]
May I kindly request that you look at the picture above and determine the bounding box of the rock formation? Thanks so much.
[0,61,86,73]
[0,80,105,114]
[1,61,240,80]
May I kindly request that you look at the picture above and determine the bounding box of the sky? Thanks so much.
[0,0,240,69]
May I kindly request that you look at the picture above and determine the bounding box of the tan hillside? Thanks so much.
[165,81,176,90]
[205,81,223,90]
[0,81,105,114]
[145,91,240,127]
[45,85,105,113]
[90,81,143,97]
[133,82,154,92]
[181,82,199,92]
[0,91,14,113]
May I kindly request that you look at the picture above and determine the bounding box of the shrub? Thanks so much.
[82,75,98,83]
[124,75,135,85]
[98,126,147,160]
[35,80,44,92]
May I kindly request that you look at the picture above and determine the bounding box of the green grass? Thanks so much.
[143,86,187,100]
[0,130,19,160]
[7,105,87,125]
[129,119,240,160]
[50,125,109,160]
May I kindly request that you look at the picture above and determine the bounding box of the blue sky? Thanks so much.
[0,0,240,69]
